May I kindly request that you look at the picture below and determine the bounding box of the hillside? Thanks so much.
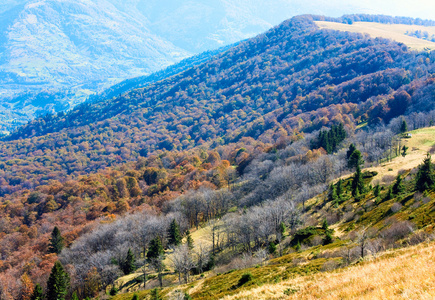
[316,21,435,51]
[1,14,435,299]
[0,0,375,131]
[2,15,435,195]
[87,127,435,300]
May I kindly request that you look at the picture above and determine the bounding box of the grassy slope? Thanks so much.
[315,21,435,51]
[223,241,435,300]
[111,128,435,299]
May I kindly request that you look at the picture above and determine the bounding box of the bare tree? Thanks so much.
[194,242,210,274]
[170,245,195,284]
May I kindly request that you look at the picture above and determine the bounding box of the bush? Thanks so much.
[109,286,118,296]
[238,272,253,286]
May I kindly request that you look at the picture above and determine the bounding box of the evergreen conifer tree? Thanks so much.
[123,248,136,275]
[348,149,364,170]
[415,153,434,191]
[402,145,409,157]
[351,164,364,197]
[328,184,337,201]
[393,174,405,195]
[147,237,164,261]
[48,226,64,254]
[385,186,393,201]
[346,144,357,160]
[373,183,381,197]
[336,178,343,199]
[186,230,194,250]
[168,219,182,246]
[132,294,139,300]
[400,119,408,133]
[46,261,70,300]
[30,284,43,300]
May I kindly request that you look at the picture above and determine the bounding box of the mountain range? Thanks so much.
[3,0,434,132]
[0,12,435,299]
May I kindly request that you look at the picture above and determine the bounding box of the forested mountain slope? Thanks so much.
[2,15,435,195]
[0,0,373,131]
[1,14,435,299]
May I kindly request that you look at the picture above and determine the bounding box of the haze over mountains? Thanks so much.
[1,0,434,132]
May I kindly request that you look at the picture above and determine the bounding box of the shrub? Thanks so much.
[238,272,253,286]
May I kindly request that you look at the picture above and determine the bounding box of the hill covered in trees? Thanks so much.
[1,14,435,299]
[2,15,435,195]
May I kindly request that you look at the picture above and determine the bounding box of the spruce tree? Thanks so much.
[186,230,194,250]
[415,153,434,192]
[30,284,43,300]
[123,248,136,275]
[351,164,364,197]
[46,261,70,300]
[147,236,164,261]
[132,294,139,300]
[373,183,381,197]
[385,186,393,201]
[392,174,405,195]
[348,149,364,170]
[336,178,343,199]
[328,184,337,202]
[48,226,64,254]
[402,145,409,157]
[400,119,408,133]
[347,144,357,160]
[168,219,182,246]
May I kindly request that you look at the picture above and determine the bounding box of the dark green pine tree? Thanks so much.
[400,119,408,133]
[147,236,164,261]
[336,178,343,199]
[373,183,381,197]
[346,143,357,160]
[168,219,182,246]
[186,230,194,250]
[30,283,43,300]
[46,261,70,300]
[415,153,435,192]
[392,174,405,195]
[384,186,393,201]
[402,145,409,157]
[48,226,64,254]
[132,294,139,300]
[328,183,337,202]
[123,248,137,275]
[348,149,364,170]
[351,164,364,197]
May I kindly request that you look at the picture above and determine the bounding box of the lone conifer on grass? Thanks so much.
[416,153,434,192]
[352,164,364,197]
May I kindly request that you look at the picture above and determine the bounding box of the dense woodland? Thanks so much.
[2,16,435,196]
[1,14,435,299]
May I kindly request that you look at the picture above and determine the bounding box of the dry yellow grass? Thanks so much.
[315,21,435,51]
[222,241,435,300]
[368,127,435,183]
